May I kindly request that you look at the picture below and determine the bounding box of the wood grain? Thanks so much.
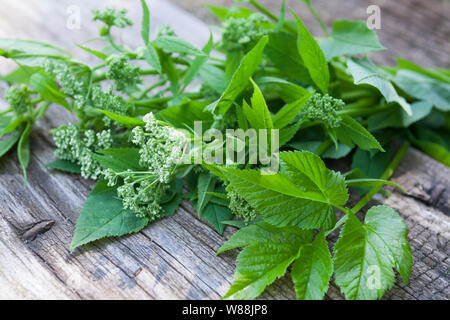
[0,0,449,300]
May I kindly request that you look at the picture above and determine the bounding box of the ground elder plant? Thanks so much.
[0,0,449,300]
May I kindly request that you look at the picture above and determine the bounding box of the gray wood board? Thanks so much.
[0,0,448,299]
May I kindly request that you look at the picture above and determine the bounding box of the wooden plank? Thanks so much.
[0,0,448,300]
[172,0,450,68]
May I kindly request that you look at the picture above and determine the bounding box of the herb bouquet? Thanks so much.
[0,0,449,300]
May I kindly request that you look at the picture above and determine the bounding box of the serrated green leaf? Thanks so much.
[219,222,313,300]
[335,115,384,151]
[45,159,81,174]
[242,79,273,130]
[201,203,232,235]
[212,166,336,230]
[333,206,412,300]
[292,11,329,94]
[280,151,349,205]
[206,36,269,114]
[70,180,149,252]
[320,20,385,61]
[291,232,333,300]
[347,57,411,115]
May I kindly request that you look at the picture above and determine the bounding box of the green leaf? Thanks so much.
[265,32,311,83]
[272,92,314,129]
[335,115,384,151]
[154,36,205,56]
[279,120,305,147]
[242,79,273,130]
[412,138,450,167]
[197,173,216,215]
[182,34,213,92]
[346,178,406,193]
[199,63,227,94]
[280,151,349,205]
[160,53,179,94]
[401,101,433,127]
[274,0,286,32]
[347,57,412,115]
[160,193,183,218]
[212,165,337,230]
[320,20,385,60]
[352,148,392,181]
[396,57,450,83]
[0,129,22,158]
[17,123,31,184]
[0,39,70,66]
[159,101,213,130]
[0,116,25,137]
[201,203,233,235]
[218,222,313,300]
[291,232,333,300]
[141,0,151,45]
[143,45,162,74]
[91,148,143,172]
[45,159,81,174]
[393,70,450,112]
[76,44,108,60]
[333,206,412,300]
[70,180,149,252]
[256,76,310,103]
[206,36,269,114]
[0,66,41,84]
[29,72,71,111]
[97,109,145,128]
[292,11,329,94]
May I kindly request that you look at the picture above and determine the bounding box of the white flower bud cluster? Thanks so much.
[52,123,112,179]
[132,112,189,183]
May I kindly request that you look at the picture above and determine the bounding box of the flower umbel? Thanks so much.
[106,55,142,91]
[92,8,133,28]
[302,93,346,128]
[5,85,31,115]
[52,124,112,179]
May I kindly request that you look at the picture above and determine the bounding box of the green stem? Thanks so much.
[338,105,386,118]
[133,92,203,106]
[325,214,347,237]
[316,139,332,156]
[351,141,410,214]
[0,108,13,116]
[341,90,373,101]
[33,101,51,120]
[249,0,297,33]
[303,0,329,36]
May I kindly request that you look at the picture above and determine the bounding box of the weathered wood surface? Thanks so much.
[172,0,450,68]
[0,0,449,300]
